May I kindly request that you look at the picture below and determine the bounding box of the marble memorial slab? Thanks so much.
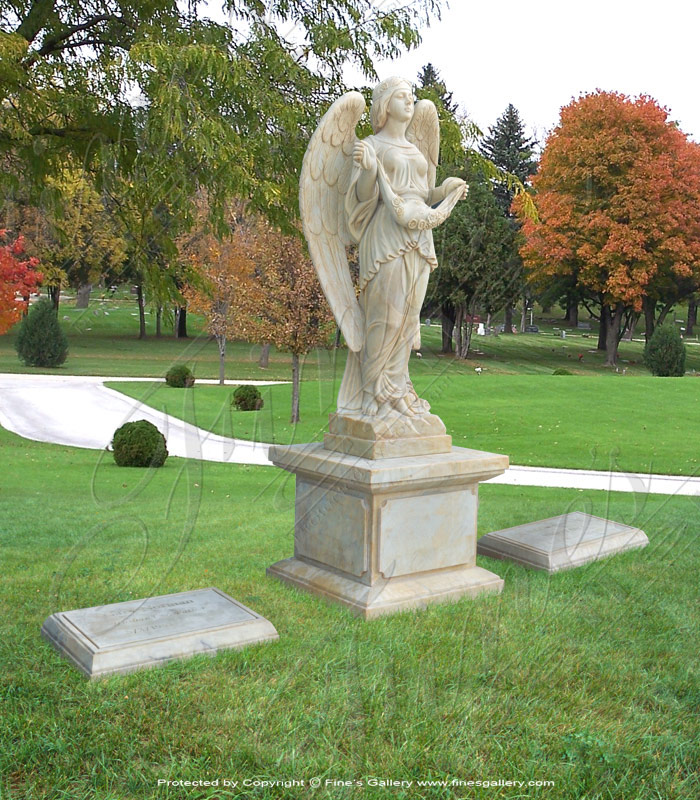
[41,587,278,678]
[477,512,648,573]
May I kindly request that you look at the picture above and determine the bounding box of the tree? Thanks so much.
[15,298,68,366]
[417,63,456,113]
[479,104,537,334]
[2,0,440,225]
[19,170,126,311]
[0,231,42,334]
[231,218,335,423]
[429,161,517,357]
[181,204,256,384]
[517,91,700,366]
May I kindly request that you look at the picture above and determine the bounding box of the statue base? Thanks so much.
[267,443,508,619]
[324,411,452,459]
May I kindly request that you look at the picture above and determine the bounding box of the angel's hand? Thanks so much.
[353,140,377,171]
[442,176,468,198]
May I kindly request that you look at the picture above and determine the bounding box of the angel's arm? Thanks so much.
[353,140,378,202]
[429,176,467,205]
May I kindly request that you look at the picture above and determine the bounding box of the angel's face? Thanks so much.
[387,86,414,123]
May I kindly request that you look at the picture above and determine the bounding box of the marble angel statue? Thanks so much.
[300,76,467,425]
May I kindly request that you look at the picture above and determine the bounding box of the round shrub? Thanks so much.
[112,420,168,468]
[552,368,573,375]
[644,324,686,376]
[165,364,195,387]
[232,385,264,411]
[15,298,68,367]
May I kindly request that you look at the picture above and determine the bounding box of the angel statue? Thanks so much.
[300,76,467,433]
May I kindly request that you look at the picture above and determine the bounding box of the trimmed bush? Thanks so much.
[232,385,264,411]
[644,323,686,376]
[165,364,195,387]
[15,298,68,367]
[552,368,573,375]
[112,420,168,467]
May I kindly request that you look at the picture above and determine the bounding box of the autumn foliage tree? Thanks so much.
[0,231,42,334]
[181,209,257,384]
[232,218,335,423]
[517,92,700,366]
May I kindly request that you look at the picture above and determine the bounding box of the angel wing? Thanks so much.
[406,99,440,191]
[299,91,366,352]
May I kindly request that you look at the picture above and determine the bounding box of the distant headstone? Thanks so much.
[42,588,278,678]
[577,321,592,330]
[477,322,485,336]
[524,325,539,333]
[424,318,431,326]
[560,330,567,339]
[477,512,648,573]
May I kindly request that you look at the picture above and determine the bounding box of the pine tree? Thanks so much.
[417,63,457,113]
[480,104,537,214]
[15,299,68,367]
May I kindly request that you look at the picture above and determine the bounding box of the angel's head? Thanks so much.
[371,77,414,133]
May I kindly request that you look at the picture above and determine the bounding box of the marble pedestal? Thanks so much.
[267,443,509,618]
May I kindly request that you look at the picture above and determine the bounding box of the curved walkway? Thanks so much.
[1,373,698,496]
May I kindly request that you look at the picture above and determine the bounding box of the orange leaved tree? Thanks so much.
[181,211,257,384]
[517,91,700,365]
[0,231,42,334]
[232,218,335,423]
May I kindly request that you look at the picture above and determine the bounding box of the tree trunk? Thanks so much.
[454,304,464,358]
[136,283,146,339]
[290,353,301,423]
[175,306,188,338]
[334,326,342,349]
[156,306,162,338]
[461,319,474,358]
[623,312,639,341]
[48,284,60,312]
[597,304,608,351]
[603,304,624,366]
[259,342,271,368]
[503,303,513,334]
[441,302,455,353]
[643,296,656,342]
[687,297,697,337]
[75,283,92,308]
[217,335,226,384]
[656,301,674,329]
[564,297,579,328]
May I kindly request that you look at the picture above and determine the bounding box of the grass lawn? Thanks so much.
[107,374,700,477]
[2,293,700,380]
[0,428,698,799]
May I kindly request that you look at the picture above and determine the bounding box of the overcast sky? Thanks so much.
[343,0,699,147]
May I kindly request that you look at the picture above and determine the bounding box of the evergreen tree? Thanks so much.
[479,105,537,333]
[480,104,537,214]
[417,63,457,113]
[15,299,68,367]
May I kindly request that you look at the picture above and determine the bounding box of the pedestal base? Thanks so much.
[267,558,503,619]
[267,443,509,618]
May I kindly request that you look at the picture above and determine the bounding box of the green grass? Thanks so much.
[3,293,700,380]
[1,427,698,799]
[107,374,700,476]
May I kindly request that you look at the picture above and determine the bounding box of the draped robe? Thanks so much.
[337,135,440,414]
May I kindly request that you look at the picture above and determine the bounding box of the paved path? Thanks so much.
[1,373,698,496]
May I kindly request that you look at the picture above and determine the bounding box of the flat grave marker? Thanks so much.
[42,587,278,678]
[477,512,648,573]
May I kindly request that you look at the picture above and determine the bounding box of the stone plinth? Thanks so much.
[477,512,648,573]
[41,588,278,678]
[267,443,508,618]
[324,412,452,459]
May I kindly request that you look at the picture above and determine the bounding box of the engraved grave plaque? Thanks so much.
[41,587,278,678]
